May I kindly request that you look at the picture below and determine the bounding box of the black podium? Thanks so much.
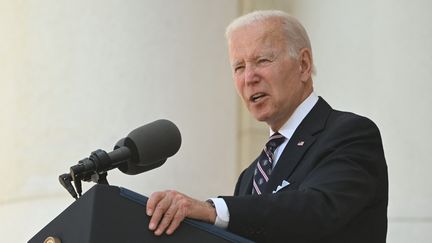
[29,185,253,243]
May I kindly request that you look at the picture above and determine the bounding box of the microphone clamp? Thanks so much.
[62,148,123,199]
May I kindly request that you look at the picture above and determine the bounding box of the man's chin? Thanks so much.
[247,105,272,122]
[251,113,270,123]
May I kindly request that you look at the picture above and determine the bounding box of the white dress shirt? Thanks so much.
[209,92,319,228]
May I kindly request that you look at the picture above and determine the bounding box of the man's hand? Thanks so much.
[146,190,217,236]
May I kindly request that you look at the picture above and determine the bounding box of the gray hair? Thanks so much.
[225,10,313,60]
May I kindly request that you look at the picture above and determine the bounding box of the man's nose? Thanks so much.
[244,64,259,85]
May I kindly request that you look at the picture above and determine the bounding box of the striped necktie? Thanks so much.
[252,132,286,195]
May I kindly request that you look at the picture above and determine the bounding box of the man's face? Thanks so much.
[228,20,309,131]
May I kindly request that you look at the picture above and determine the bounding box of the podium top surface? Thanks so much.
[29,184,254,243]
[119,186,255,243]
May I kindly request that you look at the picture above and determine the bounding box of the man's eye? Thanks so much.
[234,66,244,72]
[258,58,270,64]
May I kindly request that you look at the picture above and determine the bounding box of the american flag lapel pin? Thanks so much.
[297,141,305,146]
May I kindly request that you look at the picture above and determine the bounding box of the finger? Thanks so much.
[146,191,165,216]
[148,195,171,231]
[154,199,179,235]
[166,207,186,235]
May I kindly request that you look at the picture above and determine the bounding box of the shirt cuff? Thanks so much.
[207,198,230,229]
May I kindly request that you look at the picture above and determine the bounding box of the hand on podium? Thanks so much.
[146,190,217,236]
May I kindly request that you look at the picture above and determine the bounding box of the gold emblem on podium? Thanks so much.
[43,236,61,243]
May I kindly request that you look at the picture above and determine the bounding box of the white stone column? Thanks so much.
[0,1,238,241]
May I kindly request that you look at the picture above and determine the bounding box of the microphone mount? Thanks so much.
[59,148,130,199]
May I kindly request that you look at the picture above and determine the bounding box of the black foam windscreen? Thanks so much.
[117,119,181,175]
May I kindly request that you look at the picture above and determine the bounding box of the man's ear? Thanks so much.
[298,48,313,82]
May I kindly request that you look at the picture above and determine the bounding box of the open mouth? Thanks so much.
[250,93,267,103]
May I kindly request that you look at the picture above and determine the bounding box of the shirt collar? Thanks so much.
[270,92,319,141]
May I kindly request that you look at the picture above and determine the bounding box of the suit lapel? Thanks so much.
[266,97,332,193]
[266,135,316,192]
[237,97,333,195]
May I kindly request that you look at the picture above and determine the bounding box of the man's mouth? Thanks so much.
[250,93,267,103]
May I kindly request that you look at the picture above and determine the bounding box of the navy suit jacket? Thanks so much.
[221,97,388,243]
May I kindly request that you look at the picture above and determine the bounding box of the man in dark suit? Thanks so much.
[146,10,388,243]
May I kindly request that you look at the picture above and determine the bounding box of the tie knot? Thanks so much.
[266,132,286,152]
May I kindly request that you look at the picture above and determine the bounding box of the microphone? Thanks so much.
[114,138,165,175]
[67,119,181,196]
[118,119,182,174]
